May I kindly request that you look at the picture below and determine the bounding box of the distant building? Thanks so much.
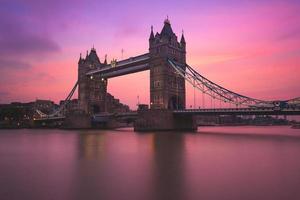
[105,93,130,113]
[59,94,129,115]
[0,99,58,128]
[34,99,57,114]
[59,99,79,114]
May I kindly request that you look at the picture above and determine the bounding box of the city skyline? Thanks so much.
[1,0,300,109]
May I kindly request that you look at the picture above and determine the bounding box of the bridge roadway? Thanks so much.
[33,116,65,121]
[94,107,300,120]
[35,108,300,122]
[93,112,138,122]
[86,53,150,78]
[173,108,300,116]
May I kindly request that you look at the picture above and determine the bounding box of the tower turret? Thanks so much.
[160,17,174,39]
[149,26,155,41]
[78,53,84,64]
[87,47,101,66]
[104,54,107,65]
[180,30,186,55]
[85,50,89,59]
[149,26,155,49]
[180,31,186,45]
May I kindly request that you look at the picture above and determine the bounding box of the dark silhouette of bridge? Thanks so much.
[35,19,300,130]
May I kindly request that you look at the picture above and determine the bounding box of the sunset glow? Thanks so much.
[1,0,299,109]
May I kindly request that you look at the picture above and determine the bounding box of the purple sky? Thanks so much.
[0,0,300,108]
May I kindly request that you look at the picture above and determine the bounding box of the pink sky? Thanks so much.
[0,0,299,109]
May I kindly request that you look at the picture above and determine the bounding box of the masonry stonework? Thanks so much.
[78,48,107,114]
[149,18,186,110]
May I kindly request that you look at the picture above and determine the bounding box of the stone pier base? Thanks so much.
[63,111,91,129]
[134,109,197,132]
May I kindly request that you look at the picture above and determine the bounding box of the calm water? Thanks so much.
[0,126,300,200]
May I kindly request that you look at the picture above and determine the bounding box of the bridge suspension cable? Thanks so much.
[168,59,271,108]
[35,81,78,118]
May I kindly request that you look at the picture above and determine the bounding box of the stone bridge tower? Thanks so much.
[78,48,107,114]
[149,18,186,110]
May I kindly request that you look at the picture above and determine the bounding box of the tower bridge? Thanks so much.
[80,18,187,115]
[36,18,300,131]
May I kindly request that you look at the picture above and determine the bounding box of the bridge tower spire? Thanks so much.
[104,54,107,65]
[180,30,186,49]
[149,25,155,41]
[149,18,186,110]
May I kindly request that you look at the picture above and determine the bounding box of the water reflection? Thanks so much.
[151,133,185,200]
[73,130,154,200]
[184,128,300,200]
[0,129,78,200]
[0,127,300,200]
[77,132,106,160]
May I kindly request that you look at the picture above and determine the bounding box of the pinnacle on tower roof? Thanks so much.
[104,54,107,65]
[180,30,186,44]
[91,45,96,52]
[160,17,174,38]
[78,53,83,63]
[164,15,170,24]
[88,47,101,64]
[149,25,155,40]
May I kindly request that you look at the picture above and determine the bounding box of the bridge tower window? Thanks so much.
[154,81,161,88]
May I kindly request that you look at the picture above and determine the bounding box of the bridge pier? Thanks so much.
[134,109,197,132]
[63,111,92,129]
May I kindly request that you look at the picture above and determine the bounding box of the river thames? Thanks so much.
[0,126,300,200]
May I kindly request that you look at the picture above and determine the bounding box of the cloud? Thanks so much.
[0,3,60,72]
[276,28,300,42]
[0,59,31,70]
[0,33,60,56]
[33,72,57,82]
[0,16,60,57]
[0,0,299,105]
[0,91,10,98]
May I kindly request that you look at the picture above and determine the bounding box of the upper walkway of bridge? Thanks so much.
[86,53,150,78]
